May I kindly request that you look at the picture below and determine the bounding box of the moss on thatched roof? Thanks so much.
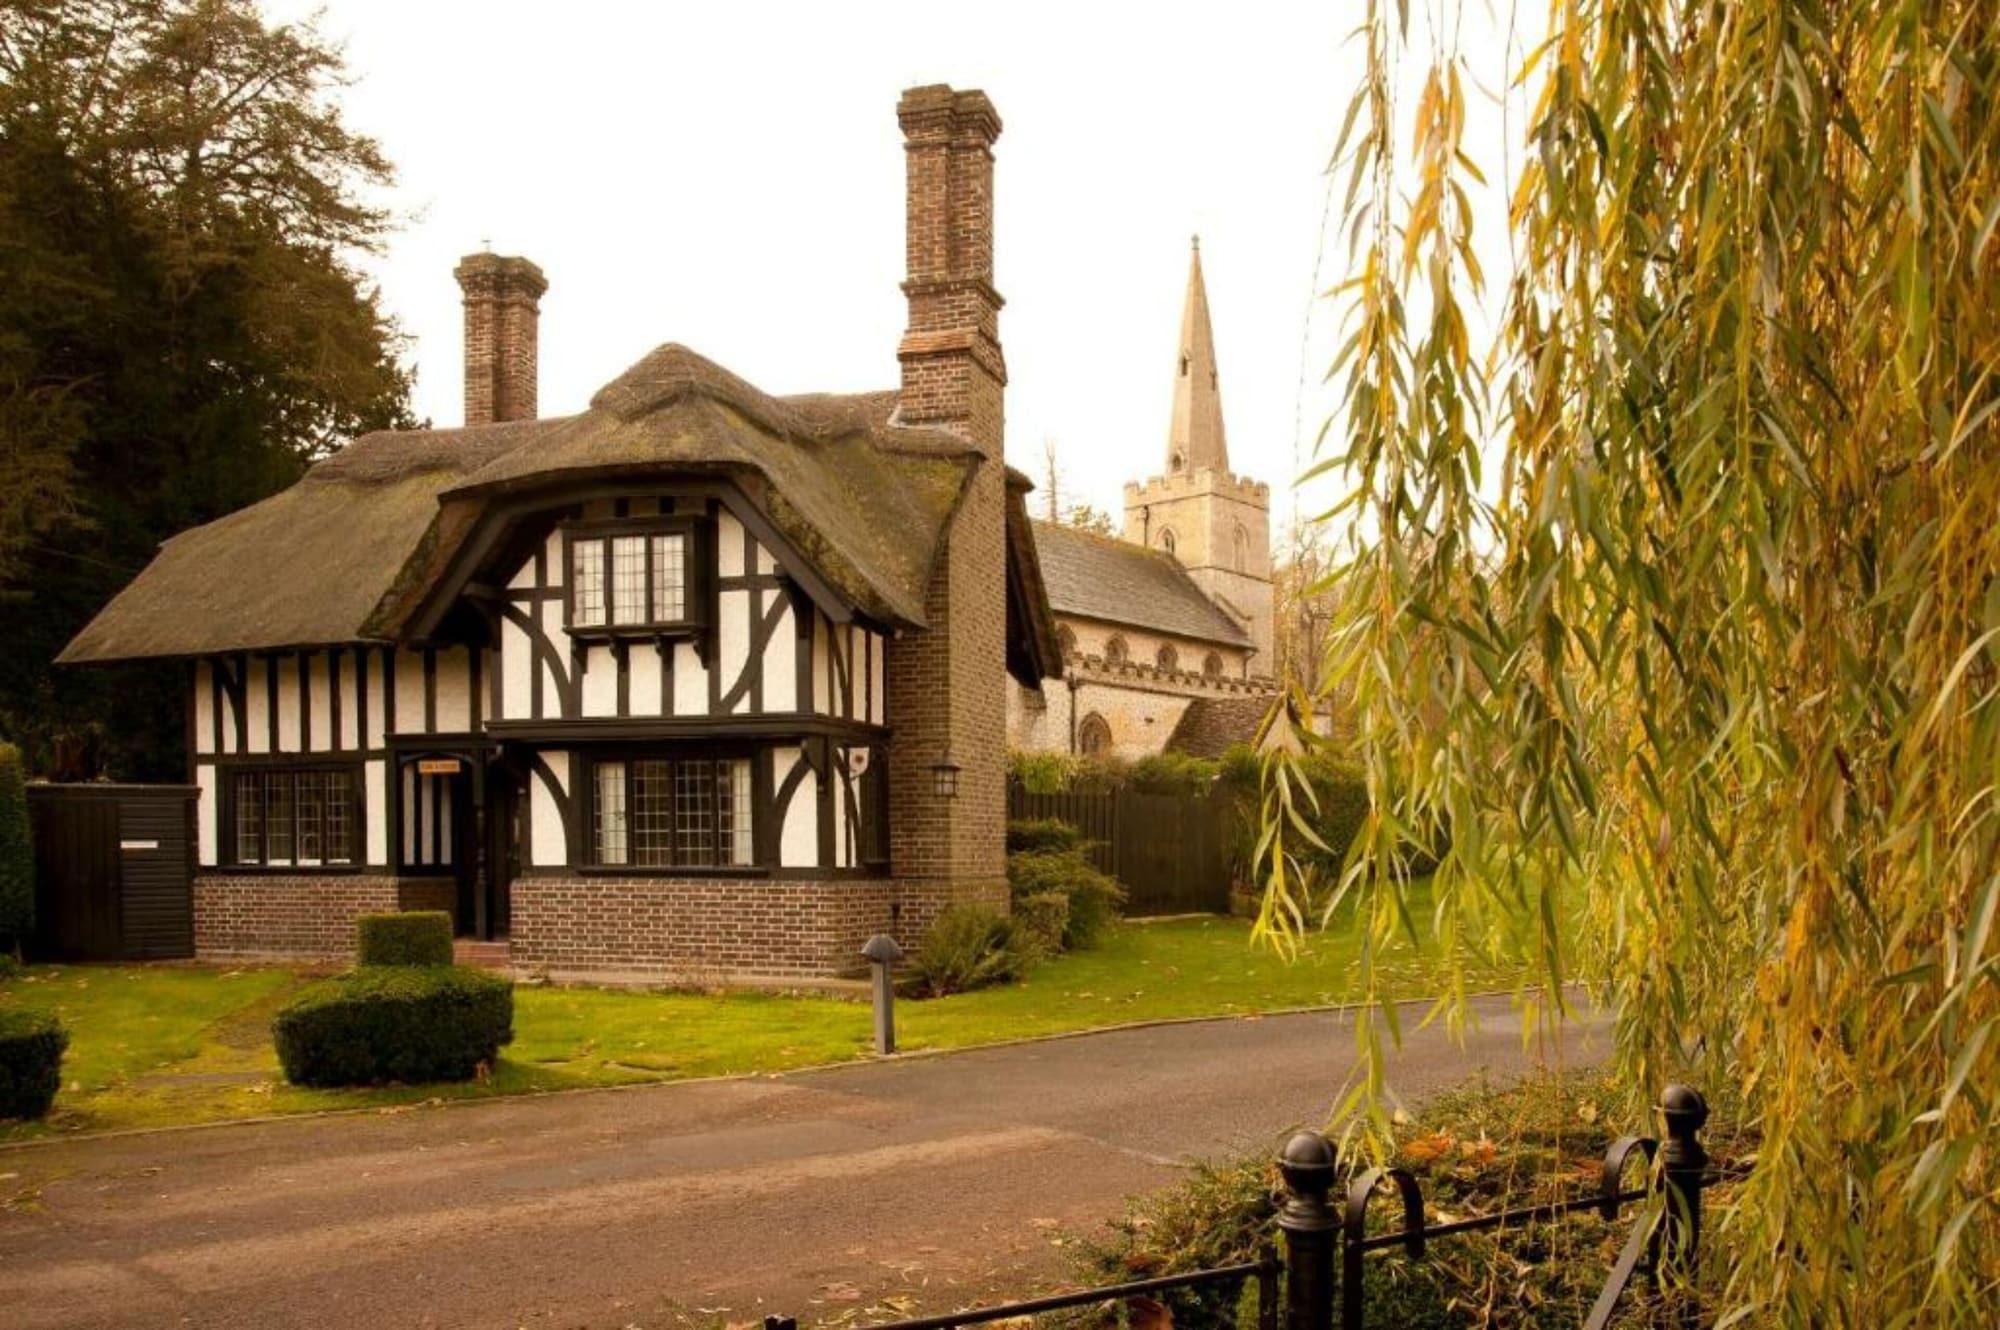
[60,345,995,663]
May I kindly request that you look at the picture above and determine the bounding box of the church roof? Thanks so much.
[60,345,1034,664]
[1165,694,1275,757]
[1029,519,1250,648]
[1164,238,1229,475]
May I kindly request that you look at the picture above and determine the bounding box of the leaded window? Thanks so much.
[566,521,697,632]
[590,755,755,869]
[230,767,357,867]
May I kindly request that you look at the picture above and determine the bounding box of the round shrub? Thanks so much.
[272,966,513,1087]
[0,1007,67,1120]
[1005,817,1088,855]
[906,905,1024,997]
[355,910,454,967]
[1006,847,1126,949]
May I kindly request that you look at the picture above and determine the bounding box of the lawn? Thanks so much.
[0,899,1533,1141]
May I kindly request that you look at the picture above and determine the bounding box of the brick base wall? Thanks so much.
[193,875,458,962]
[510,876,998,980]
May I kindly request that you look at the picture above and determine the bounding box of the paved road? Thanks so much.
[0,998,1604,1329]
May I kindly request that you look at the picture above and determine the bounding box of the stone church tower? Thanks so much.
[1122,240,1274,672]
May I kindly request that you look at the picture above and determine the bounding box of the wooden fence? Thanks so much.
[1007,782,1236,916]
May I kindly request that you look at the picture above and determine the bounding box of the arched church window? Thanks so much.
[1078,713,1113,758]
[1170,451,1185,473]
[1203,652,1225,680]
[1057,626,1077,658]
[1103,635,1129,665]
[1156,644,1179,673]
[1158,527,1177,557]
[1232,524,1250,573]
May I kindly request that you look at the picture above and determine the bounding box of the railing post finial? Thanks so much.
[1656,1085,1709,1322]
[1277,1132,1338,1330]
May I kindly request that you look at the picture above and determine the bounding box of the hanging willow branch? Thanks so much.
[1267,1,2000,1322]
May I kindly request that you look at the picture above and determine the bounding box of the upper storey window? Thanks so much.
[566,518,698,634]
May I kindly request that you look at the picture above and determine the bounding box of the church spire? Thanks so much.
[1165,235,1228,475]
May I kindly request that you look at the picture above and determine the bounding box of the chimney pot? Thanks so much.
[455,253,548,426]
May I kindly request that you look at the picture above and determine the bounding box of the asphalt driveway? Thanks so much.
[0,996,1605,1329]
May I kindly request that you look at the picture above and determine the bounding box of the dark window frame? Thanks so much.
[579,743,766,874]
[561,514,705,639]
[219,758,365,872]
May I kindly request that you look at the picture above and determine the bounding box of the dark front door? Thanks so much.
[481,763,521,939]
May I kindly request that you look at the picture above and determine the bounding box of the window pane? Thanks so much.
[611,536,647,624]
[676,759,715,866]
[325,770,354,864]
[632,760,674,867]
[572,540,606,627]
[267,772,295,865]
[235,772,264,864]
[651,534,686,621]
[594,761,628,865]
[296,771,325,864]
[718,759,753,866]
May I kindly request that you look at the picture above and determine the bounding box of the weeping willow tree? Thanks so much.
[1265,1,1999,1322]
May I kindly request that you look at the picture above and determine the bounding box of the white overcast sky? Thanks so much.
[276,1,1530,551]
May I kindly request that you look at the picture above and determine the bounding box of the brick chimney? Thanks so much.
[895,85,1005,455]
[885,85,1010,937]
[454,253,547,426]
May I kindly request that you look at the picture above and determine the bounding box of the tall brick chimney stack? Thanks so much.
[454,253,548,426]
[895,86,1005,455]
[885,84,1010,937]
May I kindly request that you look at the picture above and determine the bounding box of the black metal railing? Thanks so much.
[763,1251,1279,1330]
[771,1085,1716,1330]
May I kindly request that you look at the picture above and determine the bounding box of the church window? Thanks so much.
[1156,644,1179,672]
[1103,635,1129,665]
[1159,527,1177,556]
[1203,652,1225,680]
[1057,626,1077,658]
[1078,713,1112,758]
[1232,524,1250,573]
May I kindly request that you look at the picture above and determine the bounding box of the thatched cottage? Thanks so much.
[58,85,1061,980]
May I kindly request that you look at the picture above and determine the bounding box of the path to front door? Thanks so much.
[0,997,1607,1330]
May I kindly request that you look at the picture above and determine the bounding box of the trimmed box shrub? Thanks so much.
[355,910,454,967]
[1013,891,1070,960]
[906,905,1024,997]
[0,1007,67,1120]
[272,966,513,1087]
[1005,817,1088,855]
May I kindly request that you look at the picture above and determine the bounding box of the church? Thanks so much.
[1008,241,1280,761]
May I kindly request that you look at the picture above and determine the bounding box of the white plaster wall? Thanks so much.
[244,659,269,753]
[628,644,663,717]
[195,763,217,866]
[275,661,301,753]
[580,644,617,717]
[530,753,569,867]
[365,653,387,748]
[774,747,817,868]
[673,641,707,716]
[393,650,426,734]
[501,618,532,718]
[365,759,388,866]
[435,648,472,731]
[194,662,214,755]
[764,602,797,711]
[307,655,332,750]
[718,511,746,577]
[719,588,751,714]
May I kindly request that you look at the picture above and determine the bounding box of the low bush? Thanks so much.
[906,905,1024,997]
[1006,817,1088,854]
[1012,891,1070,960]
[0,1007,67,1120]
[1127,751,1220,796]
[272,966,513,1086]
[1007,847,1126,949]
[355,910,454,967]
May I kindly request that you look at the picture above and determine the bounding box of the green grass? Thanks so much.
[0,898,1531,1141]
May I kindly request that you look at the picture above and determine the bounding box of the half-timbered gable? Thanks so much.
[59,83,1059,979]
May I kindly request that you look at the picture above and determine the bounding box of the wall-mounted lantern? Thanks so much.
[930,749,961,800]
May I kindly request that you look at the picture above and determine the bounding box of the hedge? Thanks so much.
[355,910,454,967]
[906,905,1024,997]
[272,966,513,1087]
[0,1007,67,1120]
[0,743,32,954]
[1006,845,1125,949]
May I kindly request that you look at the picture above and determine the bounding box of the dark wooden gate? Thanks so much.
[1007,782,1234,916]
[28,784,197,961]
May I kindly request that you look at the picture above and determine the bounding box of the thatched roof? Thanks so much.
[1029,520,1251,648]
[60,345,1017,663]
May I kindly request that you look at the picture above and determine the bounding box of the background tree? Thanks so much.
[0,0,414,779]
[0,742,30,956]
[1266,1,1999,1322]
